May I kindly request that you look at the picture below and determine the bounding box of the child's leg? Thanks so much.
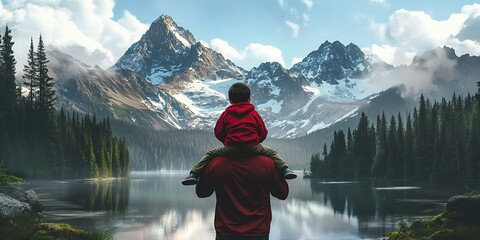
[251,144,289,170]
[183,146,234,185]
[191,146,234,173]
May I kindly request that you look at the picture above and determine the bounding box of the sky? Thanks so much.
[1,0,480,71]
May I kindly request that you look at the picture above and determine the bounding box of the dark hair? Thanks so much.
[228,83,251,103]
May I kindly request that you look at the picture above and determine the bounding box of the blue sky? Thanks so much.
[1,0,480,70]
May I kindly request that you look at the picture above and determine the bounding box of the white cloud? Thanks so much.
[210,38,244,62]
[209,38,285,70]
[383,9,466,48]
[278,0,285,8]
[302,0,313,10]
[286,20,300,38]
[245,43,285,67]
[369,4,480,66]
[362,44,416,66]
[0,0,148,70]
[371,0,386,4]
[291,57,303,65]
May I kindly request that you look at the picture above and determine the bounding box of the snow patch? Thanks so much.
[258,99,283,114]
[168,25,191,48]
[307,121,330,135]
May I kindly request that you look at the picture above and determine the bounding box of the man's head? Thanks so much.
[228,83,251,103]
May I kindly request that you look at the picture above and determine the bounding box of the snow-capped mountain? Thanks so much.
[50,15,396,138]
[114,15,245,86]
[52,14,479,140]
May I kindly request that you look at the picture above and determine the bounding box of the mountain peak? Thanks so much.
[114,14,245,85]
[292,40,374,84]
[411,46,458,67]
[146,15,196,49]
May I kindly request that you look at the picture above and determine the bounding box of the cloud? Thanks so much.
[278,0,285,8]
[363,44,416,66]
[361,47,459,99]
[383,9,466,48]
[302,0,313,10]
[369,4,480,66]
[210,38,244,62]
[209,38,285,70]
[371,0,386,4]
[291,57,303,66]
[0,0,148,70]
[245,43,285,67]
[286,20,300,37]
[391,48,458,98]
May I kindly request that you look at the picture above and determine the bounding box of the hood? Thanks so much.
[225,102,255,117]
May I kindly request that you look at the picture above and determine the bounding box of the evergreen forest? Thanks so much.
[0,27,129,179]
[311,82,480,182]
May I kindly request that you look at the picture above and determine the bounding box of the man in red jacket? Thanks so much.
[196,154,289,239]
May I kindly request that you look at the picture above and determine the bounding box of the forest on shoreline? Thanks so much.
[311,82,480,183]
[0,27,129,179]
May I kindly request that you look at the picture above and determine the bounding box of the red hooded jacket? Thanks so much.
[196,155,289,237]
[214,102,268,146]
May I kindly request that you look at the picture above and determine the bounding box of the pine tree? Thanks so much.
[36,35,56,124]
[346,128,354,177]
[353,112,371,178]
[414,95,428,177]
[386,115,397,178]
[372,114,387,177]
[23,38,38,112]
[0,26,18,169]
[0,26,17,124]
[404,113,414,178]
[396,113,405,178]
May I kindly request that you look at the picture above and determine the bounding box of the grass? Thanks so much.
[33,223,115,240]
[386,191,480,240]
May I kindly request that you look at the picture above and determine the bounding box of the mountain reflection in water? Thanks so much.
[27,171,468,240]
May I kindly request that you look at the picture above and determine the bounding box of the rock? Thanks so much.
[446,194,480,224]
[0,193,41,240]
[0,186,44,212]
[0,193,33,218]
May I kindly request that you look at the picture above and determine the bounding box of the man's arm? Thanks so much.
[196,165,214,198]
[270,168,289,200]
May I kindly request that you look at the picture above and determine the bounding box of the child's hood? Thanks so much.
[225,102,255,116]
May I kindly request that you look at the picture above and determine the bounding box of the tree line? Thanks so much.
[0,26,129,178]
[311,82,480,182]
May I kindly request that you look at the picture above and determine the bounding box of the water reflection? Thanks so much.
[28,172,470,240]
[307,179,467,238]
[58,179,129,212]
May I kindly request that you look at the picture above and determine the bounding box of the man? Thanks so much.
[196,154,289,240]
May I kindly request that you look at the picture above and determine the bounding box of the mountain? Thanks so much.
[46,15,480,170]
[50,48,185,129]
[51,15,480,142]
[114,15,245,86]
[291,41,391,84]
[49,15,394,139]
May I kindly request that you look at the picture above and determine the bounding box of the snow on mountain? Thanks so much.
[113,15,245,87]
[53,15,397,138]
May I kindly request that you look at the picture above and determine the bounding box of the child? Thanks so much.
[182,82,296,185]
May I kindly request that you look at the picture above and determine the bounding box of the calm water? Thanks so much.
[26,171,468,240]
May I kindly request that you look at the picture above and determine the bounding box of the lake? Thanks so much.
[26,171,468,240]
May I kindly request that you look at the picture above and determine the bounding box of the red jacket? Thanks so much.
[196,155,289,237]
[214,102,268,146]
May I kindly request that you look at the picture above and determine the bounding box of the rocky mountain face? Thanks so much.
[51,15,480,140]
[114,15,245,86]
[291,41,382,84]
[50,48,189,130]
